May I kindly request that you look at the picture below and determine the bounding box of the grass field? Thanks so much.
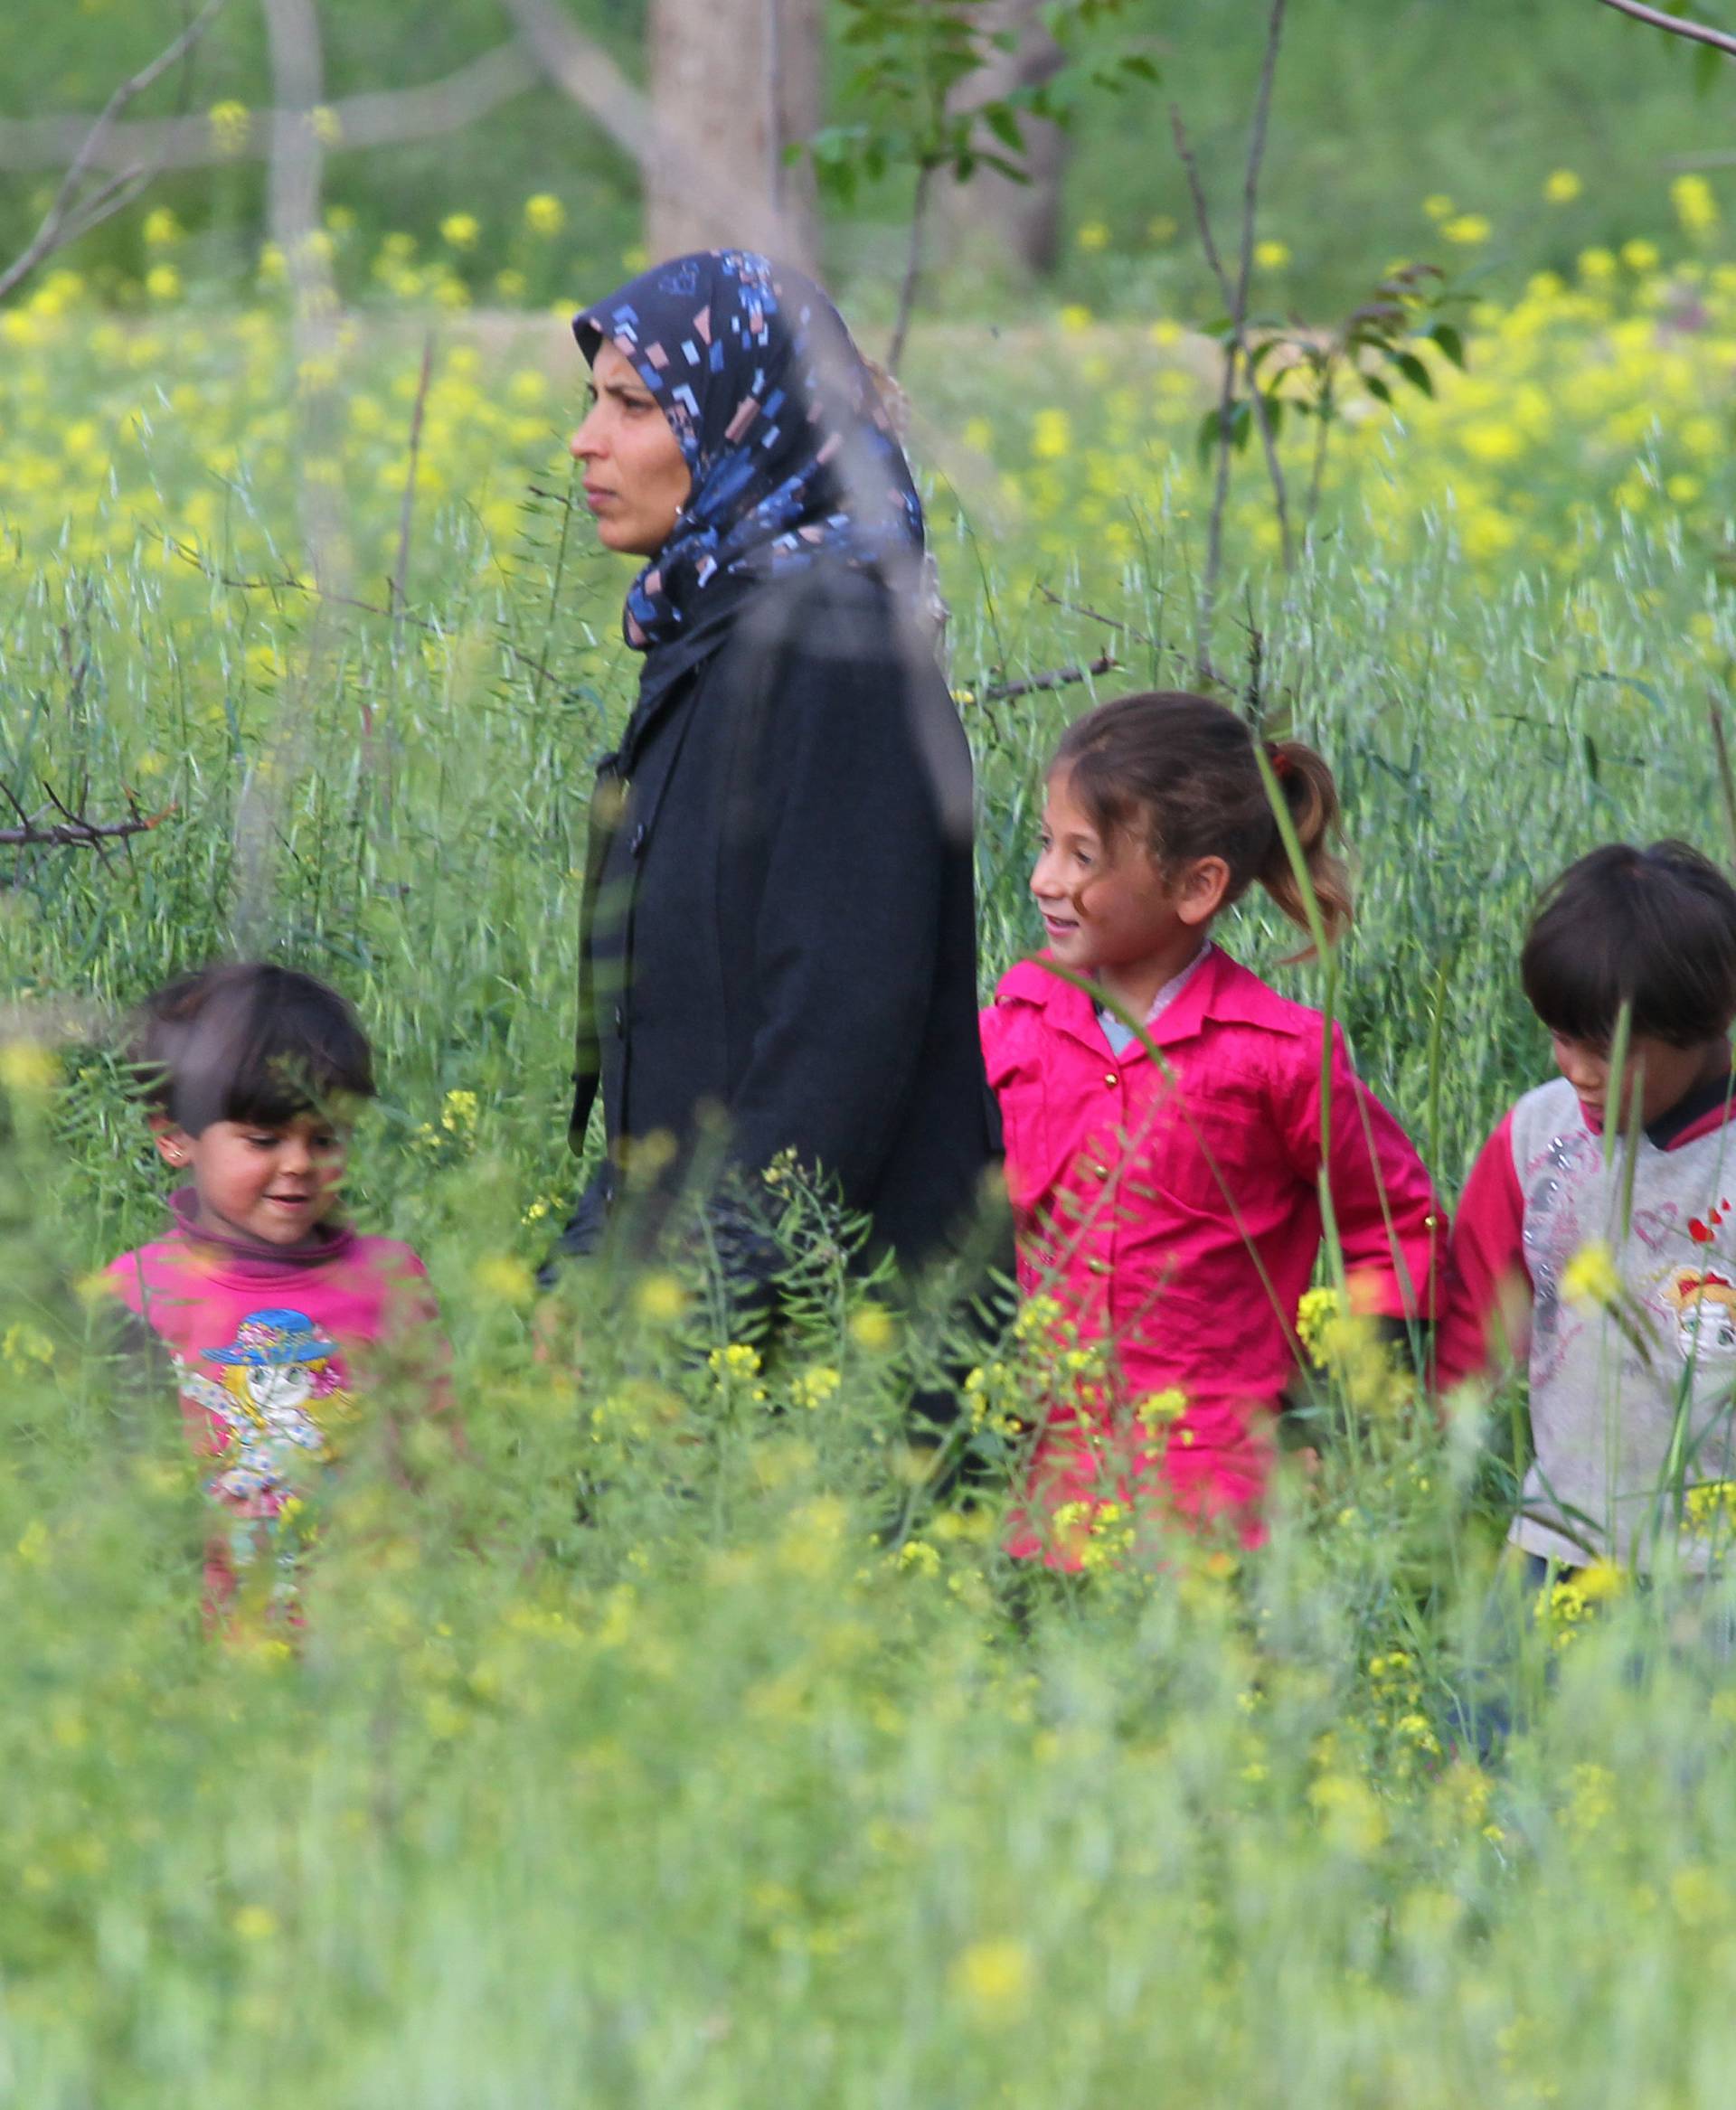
[7,226,1736,2099]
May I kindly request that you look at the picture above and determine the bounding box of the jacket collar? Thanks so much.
[995,943,1304,1060]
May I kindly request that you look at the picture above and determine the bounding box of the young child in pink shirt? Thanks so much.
[982,691,1443,1562]
[107,963,448,1616]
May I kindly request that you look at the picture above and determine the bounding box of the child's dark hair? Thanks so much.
[1521,841,1736,1049]
[1052,691,1352,947]
[127,963,375,1135]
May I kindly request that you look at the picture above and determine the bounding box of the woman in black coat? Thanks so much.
[551,250,1001,1318]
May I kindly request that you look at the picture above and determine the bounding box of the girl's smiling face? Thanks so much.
[1031,769,1230,1013]
[569,339,693,558]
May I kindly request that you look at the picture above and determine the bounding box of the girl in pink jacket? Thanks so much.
[981,692,1442,1561]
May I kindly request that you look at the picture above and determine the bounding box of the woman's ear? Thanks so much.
[148,1112,192,1167]
[1174,855,1232,928]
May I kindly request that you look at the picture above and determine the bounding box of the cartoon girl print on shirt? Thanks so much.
[1662,1268,1736,1365]
[189,1309,353,1521]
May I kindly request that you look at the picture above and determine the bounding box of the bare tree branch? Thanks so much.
[887,163,935,379]
[0,0,230,305]
[498,0,662,165]
[1594,0,1736,56]
[1171,0,1288,683]
[978,652,1116,703]
[0,40,537,174]
[391,330,437,631]
[1172,101,1293,576]
[501,0,778,236]
[0,794,172,852]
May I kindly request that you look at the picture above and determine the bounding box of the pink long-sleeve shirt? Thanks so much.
[108,1191,446,1611]
[981,945,1444,1554]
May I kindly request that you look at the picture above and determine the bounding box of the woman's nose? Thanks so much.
[570,412,602,463]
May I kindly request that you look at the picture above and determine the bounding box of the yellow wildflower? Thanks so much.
[208,101,250,155]
[1543,169,1582,204]
[850,1304,895,1352]
[1442,213,1491,246]
[524,193,566,236]
[473,1254,535,1306]
[951,1937,1033,2021]
[1561,1239,1620,1310]
[1673,173,1720,236]
[635,1272,687,1325]
[440,213,481,251]
[1076,220,1110,252]
[1032,408,1071,459]
[1254,239,1291,268]
[0,1041,58,1095]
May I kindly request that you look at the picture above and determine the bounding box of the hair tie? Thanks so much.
[1267,740,1293,781]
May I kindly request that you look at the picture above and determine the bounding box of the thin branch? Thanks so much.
[978,652,1116,704]
[1170,0,1291,675]
[0,40,536,174]
[501,0,795,243]
[391,331,437,632]
[1035,583,1157,648]
[163,534,556,682]
[1172,105,1292,577]
[1593,0,1736,56]
[888,162,936,378]
[0,0,230,304]
[0,796,172,851]
[500,0,673,172]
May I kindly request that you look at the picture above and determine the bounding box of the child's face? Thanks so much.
[1032,771,1220,981]
[1549,1031,1729,1132]
[156,1111,347,1246]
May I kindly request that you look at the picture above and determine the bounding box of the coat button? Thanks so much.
[1086,1257,1112,1276]
[630,824,646,855]
[1092,1163,1109,1180]
[1103,1071,1118,1088]
[613,1005,624,1031]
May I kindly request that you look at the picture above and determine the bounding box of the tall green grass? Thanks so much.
[6,324,1736,2100]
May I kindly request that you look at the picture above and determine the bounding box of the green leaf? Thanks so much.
[1429,322,1467,369]
[1391,350,1434,397]
[1195,406,1229,466]
[1365,373,1393,405]
[983,101,1025,153]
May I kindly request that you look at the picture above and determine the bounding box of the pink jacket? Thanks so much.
[981,946,1443,1550]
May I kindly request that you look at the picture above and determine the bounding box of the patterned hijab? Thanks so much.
[572,250,928,701]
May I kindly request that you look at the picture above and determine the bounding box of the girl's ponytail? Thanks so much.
[1052,693,1354,955]
[1259,739,1353,950]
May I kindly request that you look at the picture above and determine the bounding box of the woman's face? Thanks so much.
[569,340,693,558]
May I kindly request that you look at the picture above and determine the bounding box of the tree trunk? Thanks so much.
[946,0,1068,277]
[646,0,821,272]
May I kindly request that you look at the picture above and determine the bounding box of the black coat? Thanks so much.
[558,561,1002,1290]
